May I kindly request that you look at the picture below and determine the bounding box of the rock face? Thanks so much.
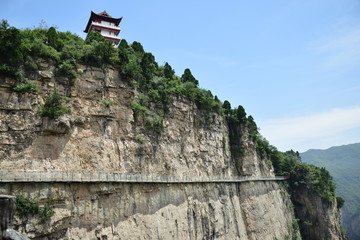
[0,64,343,239]
[1,182,297,240]
[0,195,16,237]
[0,195,30,240]
[292,187,344,240]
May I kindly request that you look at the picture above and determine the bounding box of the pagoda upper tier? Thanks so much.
[84,11,123,46]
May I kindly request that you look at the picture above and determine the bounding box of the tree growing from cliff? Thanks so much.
[0,20,23,68]
[118,39,130,65]
[82,31,117,67]
[140,52,158,82]
[222,100,232,118]
[163,62,175,79]
[46,26,58,49]
[236,105,247,123]
[181,68,198,86]
[131,41,145,55]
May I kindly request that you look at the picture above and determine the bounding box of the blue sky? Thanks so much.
[1,0,360,152]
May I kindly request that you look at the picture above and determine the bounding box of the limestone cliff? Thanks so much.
[291,186,344,240]
[0,62,343,240]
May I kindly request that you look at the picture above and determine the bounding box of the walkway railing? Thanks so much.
[0,170,288,183]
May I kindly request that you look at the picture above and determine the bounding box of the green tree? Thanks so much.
[118,39,130,65]
[163,62,174,79]
[0,20,23,66]
[84,31,104,44]
[131,41,144,54]
[222,100,231,116]
[181,68,198,86]
[247,115,258,136]
[46,26,58,49]
[236,105,247,123]
[82,32,116,67]
[140,52,157,80]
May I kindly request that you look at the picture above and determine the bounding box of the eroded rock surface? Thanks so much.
[0,64,343,239]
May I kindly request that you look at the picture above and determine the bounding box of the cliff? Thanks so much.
[0,23,345,239]
[301,143,360,240]
[0,62,343,240]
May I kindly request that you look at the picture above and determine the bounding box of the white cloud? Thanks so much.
[259,106,360,152]
[308,26,360,72]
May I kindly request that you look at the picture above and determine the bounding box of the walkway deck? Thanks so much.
[0,170,288,183]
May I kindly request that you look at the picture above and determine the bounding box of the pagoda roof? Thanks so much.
[84,11,123,33]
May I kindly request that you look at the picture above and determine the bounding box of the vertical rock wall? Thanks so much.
[0,195,16,238]
[0,64,343,239]
[0,182,299,240]
[292,186,345,240]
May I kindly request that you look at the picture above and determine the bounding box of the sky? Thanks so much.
[1,0,360,152]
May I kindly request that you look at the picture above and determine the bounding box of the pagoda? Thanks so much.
[84,11,123,46]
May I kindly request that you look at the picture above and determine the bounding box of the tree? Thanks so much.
[140,52,157,80]
[46,26,58,49]
[84,31,104,44]
[181,68,198,86]
[131,41,144,54]
[222,100,231,117]
[163,62,174,79]
[247,115,258,135]
[236,105,247,123]
[82,32,116,67]
[0,20,23,66]
[118,39,130,65]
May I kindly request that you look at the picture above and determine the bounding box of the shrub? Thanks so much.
[56,60,77,79]
[15,195,54,221]
[15,195,39,217]
[268,148,337,203]
[100,98,113,108]
[131,101,148,117]
[40,89,71,119]
[12,79,40,93]
[0,64,21,78]
[145,112,163,133]
[24,56,38,71]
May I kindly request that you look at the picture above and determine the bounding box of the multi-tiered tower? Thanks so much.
[84,11,122,46]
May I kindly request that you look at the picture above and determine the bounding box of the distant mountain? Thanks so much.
[301,143,360,240]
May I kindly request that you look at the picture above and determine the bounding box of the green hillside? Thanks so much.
[301,143,360,239]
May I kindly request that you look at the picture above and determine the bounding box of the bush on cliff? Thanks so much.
[0,20,222,118]
[11,79,40,94]
[269,148,337,203]
[39,89,71,119]
[15,195,54,221]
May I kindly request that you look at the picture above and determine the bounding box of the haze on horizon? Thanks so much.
[1,0,359,152]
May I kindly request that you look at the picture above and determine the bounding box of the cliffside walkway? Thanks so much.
[0,170,288,183]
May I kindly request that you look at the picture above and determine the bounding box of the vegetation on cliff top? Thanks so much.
[0,19,221,123]
[269,147,338,203]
